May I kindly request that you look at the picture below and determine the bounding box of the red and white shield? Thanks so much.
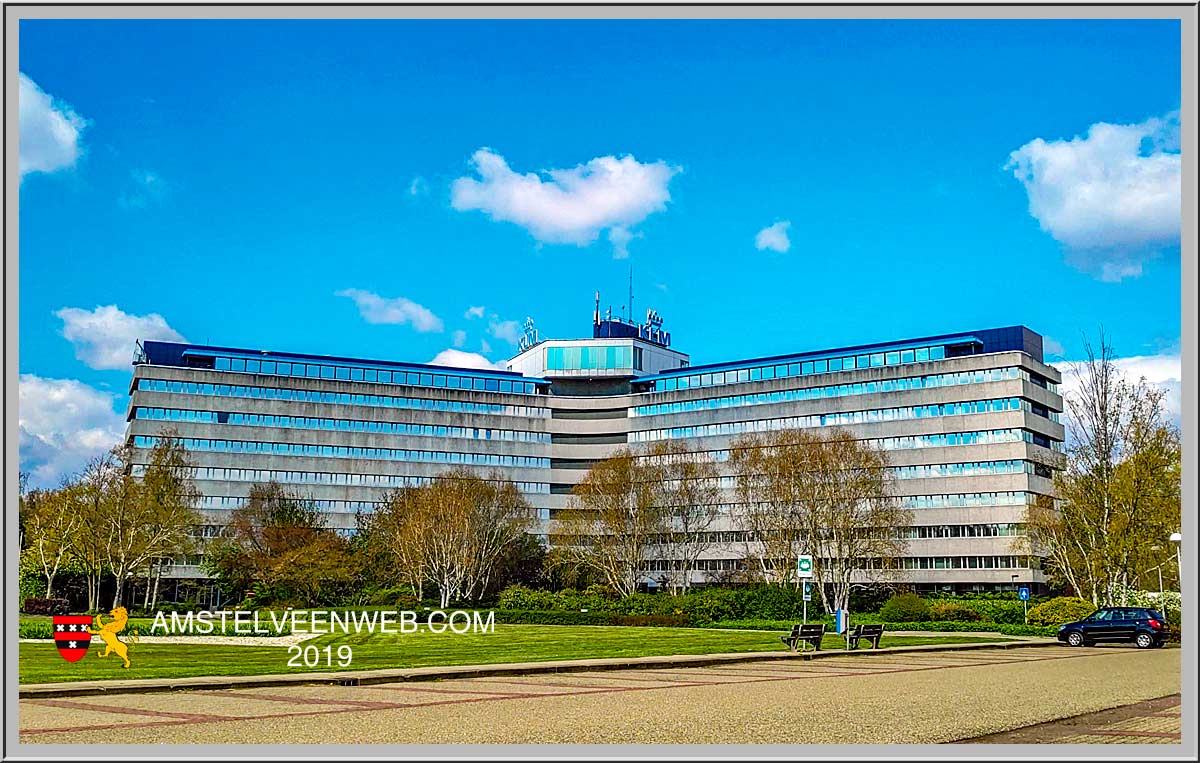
[52,615,94,663]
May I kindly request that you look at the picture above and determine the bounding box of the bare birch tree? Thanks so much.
[730,428,909,613]
[371,469,533,607]
[646,441,722,594]
[1024,331,1181,605]
[549,449,668,597]
[22,483,83,599]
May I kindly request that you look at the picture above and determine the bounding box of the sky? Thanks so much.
[17,18,1183,487]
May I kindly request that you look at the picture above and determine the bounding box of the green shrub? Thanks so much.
[879,593,930,622]
[928,602,985,622]
[19,621,55,639]
[1026,596,1096,627]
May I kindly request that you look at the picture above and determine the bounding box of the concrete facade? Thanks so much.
[125,320,1064,593]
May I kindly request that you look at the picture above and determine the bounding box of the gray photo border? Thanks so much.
[5,2,1196,760]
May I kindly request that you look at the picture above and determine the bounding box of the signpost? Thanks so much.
[798,556,814,627]
[1018,586,1030,623]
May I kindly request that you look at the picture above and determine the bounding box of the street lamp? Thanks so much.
[1170,532,1182,590]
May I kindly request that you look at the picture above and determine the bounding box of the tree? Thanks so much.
[729,428,909,614]
[1024,332,1181,605]
[21,483,83,599]
[549,449,669,597]
[369,470,534,608]
[205,481,361,605]
[646,441,721,594]
[96,432,203,608]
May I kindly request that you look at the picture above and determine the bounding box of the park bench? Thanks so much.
[846,623,885,649]
[780,623,826,652]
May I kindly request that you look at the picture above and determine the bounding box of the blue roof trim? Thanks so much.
[643,326,1042,381]
[138,341,547,383]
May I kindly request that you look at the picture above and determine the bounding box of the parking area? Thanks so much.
[18,645,1182,746]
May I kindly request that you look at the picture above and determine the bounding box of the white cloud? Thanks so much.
[408,176,428,196]
[465,306,486,319]
[1052,351,1182,432]
[336,289,443,332]
[56,304,186,371]
[755,221,792,253]
[19,375,125,488]
[1006,111,1181,282]
[480,338,493,355]
[488,318,522,345]
[19,72,88,179]
[428,349,507,372]
[452,330,467,348]
[607,227,642,260]
[450,148,680,257]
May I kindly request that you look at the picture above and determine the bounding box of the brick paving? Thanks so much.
[960,693,1181,744]
[16,646,1182,746]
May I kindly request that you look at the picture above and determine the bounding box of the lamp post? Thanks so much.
[1169,532,1182,594]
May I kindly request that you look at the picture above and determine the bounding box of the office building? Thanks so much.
[127,303,1064,594]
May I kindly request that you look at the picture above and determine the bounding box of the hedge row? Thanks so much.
[493,609,691,627]
[497,584,825,624]
[18,617,294,640]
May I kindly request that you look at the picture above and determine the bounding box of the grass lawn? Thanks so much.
[18,624,1009,684]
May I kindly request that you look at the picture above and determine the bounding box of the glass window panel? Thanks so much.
[857,355,870,368]
[419,374,433,386]
[828,358,842,372]
[485,379,499,391]
[215,357,231,371]
[901,350,915,363]
[930,346,946,360]
[842,356,856,369]
[737,369,750,382]
[814,359,828,373]
[750,367,762,381]
[230,358,246,372]
[335,366,350,380]
[775,365,788,378]
[320,365,334,379]
[245,360,261,373]
[500,380,512,393]
[870,353,884,367]
[885,352,900,365]
[473,378,486,391]
[801,362,814,374]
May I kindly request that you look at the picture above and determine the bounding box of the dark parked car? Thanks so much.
[1057,607,1170,649]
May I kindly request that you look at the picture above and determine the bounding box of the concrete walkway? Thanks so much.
[19,638,1056,699]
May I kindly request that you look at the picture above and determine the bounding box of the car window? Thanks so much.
[1090,610,1111,621]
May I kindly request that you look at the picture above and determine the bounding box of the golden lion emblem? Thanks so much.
[89,606,139,668]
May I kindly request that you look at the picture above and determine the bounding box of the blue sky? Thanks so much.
[18,19,1183,486]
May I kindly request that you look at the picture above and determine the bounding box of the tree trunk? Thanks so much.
[45,574,55,600]
[143,565,153,608]
[151,570,162,610]
[86,574,99,612]
[113,572,126,608]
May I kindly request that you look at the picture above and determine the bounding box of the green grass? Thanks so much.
[18,624,1008,685]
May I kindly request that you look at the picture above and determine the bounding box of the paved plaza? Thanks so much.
[18,646,1182,746]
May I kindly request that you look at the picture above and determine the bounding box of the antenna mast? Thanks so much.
[628,264,634,325]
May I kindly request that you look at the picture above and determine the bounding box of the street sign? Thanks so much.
[834,609,848,634]
[802,582,813,602]
[797,555,814,579]
[1018,587,1030,601]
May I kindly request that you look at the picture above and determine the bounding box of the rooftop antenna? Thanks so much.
[594,290,600,325]
[628,265,634,325]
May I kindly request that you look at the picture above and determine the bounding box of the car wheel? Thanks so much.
[1066,631,1084,647]
[1135,632,1153,649]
